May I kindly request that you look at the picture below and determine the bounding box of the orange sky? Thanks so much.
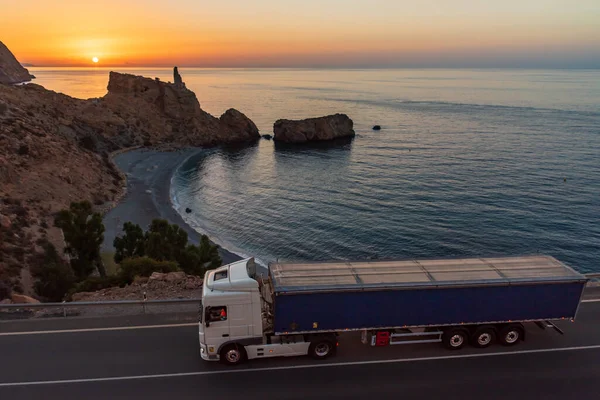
[1,0,599,67]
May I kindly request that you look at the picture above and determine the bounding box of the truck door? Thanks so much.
[205,305,230,341]
[228,303,252,339]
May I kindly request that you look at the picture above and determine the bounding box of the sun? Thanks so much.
[92,57,99,63]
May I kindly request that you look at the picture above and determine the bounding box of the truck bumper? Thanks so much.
[200,343,219,361]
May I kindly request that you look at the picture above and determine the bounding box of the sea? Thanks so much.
[30,67,600,273]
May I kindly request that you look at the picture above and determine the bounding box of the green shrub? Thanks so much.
[32,262,75,302]
[113,222,145,263]
[113,220,222,275]
[118,256,179,284]
[54,201,105,280]
[178,236,221,277]
[30,241,75,301]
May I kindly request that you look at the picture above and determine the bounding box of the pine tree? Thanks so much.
[54,201,106,280]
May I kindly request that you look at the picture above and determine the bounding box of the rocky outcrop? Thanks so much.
[10,293,40,304]
[70,272,203,302]
[0,41,261,296]
[174,67,183,87]
[273,113,355,143]
[219,108,260,140]
[0,41,35,84]
[104,72,260,146]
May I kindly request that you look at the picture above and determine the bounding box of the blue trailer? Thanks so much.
[268,255,587,349]
[199,255,588,365]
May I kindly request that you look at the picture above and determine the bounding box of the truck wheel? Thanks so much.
[309,340,335,359]
[471,326,496,348]
[220,344,246,366]
[498,325,523,346]
[442,329,468,350]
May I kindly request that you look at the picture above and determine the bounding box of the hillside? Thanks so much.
[0,45,259,297]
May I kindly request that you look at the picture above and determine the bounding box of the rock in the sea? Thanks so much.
[219,108,260,142]
[185,207,192,213]
[372,125,381,130]
[273,113,355,143]
[261,134,273,140]
[10,293,40,304]
[0,41,35,84]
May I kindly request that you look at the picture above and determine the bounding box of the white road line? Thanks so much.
[582,299,600,303]
[2,344,600,387]
[0,323,198,336]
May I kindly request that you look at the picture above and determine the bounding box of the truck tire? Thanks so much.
[442,328,468,350]
[498,324,523,346]
[220,344,247,366]
[471,326,496,348]
[308,339,336,360]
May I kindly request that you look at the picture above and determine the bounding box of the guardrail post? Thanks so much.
[142,292,147,314]
[62,300,66,318]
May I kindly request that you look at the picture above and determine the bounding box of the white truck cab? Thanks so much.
[199,258,337,365]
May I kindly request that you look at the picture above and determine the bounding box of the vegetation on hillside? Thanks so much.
[114,219,221,277]
[54,201,106,280]
[24,202,223,302]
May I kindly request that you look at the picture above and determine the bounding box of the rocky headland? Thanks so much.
[273,113,355,143]
[0,42,259,297]
[0,41,35,84]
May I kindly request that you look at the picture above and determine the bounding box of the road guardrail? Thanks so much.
[1,274,599,319]
[0,297,201,320]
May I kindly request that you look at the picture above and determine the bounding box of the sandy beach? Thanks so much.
[102,148,243,265]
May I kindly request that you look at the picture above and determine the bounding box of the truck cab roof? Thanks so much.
[205,258,259,292]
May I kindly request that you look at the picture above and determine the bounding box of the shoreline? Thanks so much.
[101,148,243,265]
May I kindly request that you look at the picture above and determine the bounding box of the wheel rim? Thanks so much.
[450,334,464,347]
[477,332,492,346]
[505,330,519,344]
[225,349,241,363]
[315,343,331,357]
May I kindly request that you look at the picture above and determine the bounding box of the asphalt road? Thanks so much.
[1,300,599,399]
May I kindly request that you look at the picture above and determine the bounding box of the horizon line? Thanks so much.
[25,64,600,70]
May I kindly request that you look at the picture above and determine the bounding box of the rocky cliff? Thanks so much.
[0,48,259,297]
[103,71,259,147]
[273,113,355,143]
[0,41,35,84]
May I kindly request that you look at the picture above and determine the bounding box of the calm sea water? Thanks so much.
[32,68,600,273]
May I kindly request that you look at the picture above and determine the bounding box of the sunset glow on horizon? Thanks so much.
[1,0,599,68]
